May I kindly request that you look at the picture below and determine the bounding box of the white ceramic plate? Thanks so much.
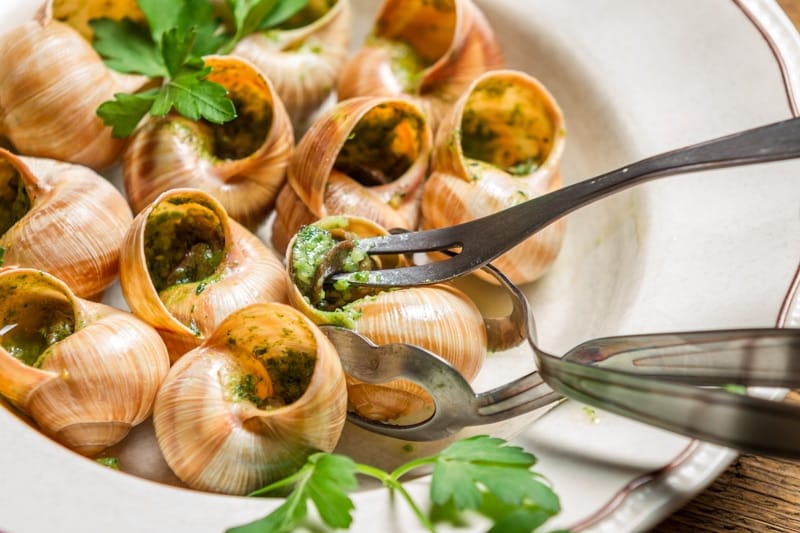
[1,1,799,531]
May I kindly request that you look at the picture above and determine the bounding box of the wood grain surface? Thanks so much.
[653,3,800,531]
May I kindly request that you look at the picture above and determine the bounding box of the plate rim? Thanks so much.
[566,2,800,530]
[0,1,798,532]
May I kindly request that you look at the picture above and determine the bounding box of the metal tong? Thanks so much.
[319,116,800,456]
[322,264,800,458]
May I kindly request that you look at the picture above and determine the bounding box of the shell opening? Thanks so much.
[0,159,31,236]
[290,223,383,319]
[208,95,273,161]
[202,60,279,162]
[0,271,75,367]
[460,77,557,177]
[51,0,146,41]
[334,104,424,186]
[221,308,318,409]
[144,198,226,294]
[372,0,457,91]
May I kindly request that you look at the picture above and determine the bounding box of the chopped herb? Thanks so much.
[722,384,747,395]
[263,349,316,405]
[96,457,121,470]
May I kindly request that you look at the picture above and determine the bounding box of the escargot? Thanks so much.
[124,54,294,230]
[49,0,145,40]
[286,216,487,423]
[337,0,504,129]
[231,0,352,132]
[0,1,146,170]
[119,188,288,362]
[270,96,432,253]
[0,267,169,456]
[0,148,133,299]
[421,69,567,285]
[153,301,347,495]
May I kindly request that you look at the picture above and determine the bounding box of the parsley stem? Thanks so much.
[390,456,438,480]
[247,465,308,497]
[355,464,435,533]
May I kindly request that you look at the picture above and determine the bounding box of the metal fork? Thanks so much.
[329,116,800,288]
[322,264,800,458]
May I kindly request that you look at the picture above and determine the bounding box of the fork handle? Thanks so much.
[563,328,800,387]
[543,356,800,458]
[469,116,800,267]
[349,117,800,287]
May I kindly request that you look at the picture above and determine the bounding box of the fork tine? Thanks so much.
[329,254,477,288]
[328,117,800,289]
[357,226,462,255]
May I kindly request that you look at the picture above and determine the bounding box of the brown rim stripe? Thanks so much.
[568,2,800,529]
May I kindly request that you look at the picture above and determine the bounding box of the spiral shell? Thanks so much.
[50,0,145,40]
[421,69,567,285]
[0,148,133,299]
[0,267,169,456]
[232,0,352,132]
[286,216,486,423]
[153,302,347,495]
[0,2,144,170]
[271,96,432,253]
[119,188,288,362]
[337,0,503,128]
[119,187,288,358]
[124,55,294,230]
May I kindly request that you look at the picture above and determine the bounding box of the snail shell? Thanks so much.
[124,55,294,230]
[50,0,145,41]
[0,148,133,299]
[337,0,504,128]
[0,2,144,170]
[270,97,432,253]
[421,69,567,285]
[153,302,347,495]
[119,188,288,362]
[0,267,169,456]
[286,216,486,423]
[231,0,352,132]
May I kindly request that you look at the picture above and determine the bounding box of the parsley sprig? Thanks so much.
[91,0,308,137]
[227,435,565,533]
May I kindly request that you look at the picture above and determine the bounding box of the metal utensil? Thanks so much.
[328,116,800,289]
[322,264,800,458]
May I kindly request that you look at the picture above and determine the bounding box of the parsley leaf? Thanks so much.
[229,435,562,533]
[150,64,236,123]
[92,0,236,137]
[257,0,309,29]
[96,90,158,138]
[92,0,312,136]
[90,18,164,77]
[136,0,183,44]
[430,435,543,509]
[220,0,309,52]
[230,453,358,533]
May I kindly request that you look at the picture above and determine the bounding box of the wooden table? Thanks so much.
[654,3,800,531]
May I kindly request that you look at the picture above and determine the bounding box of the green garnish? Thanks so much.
[221,0,310,54]
[91,0,309,137]
[722,384,747,395]
[95,457,121,470]
[227,435,563,533]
